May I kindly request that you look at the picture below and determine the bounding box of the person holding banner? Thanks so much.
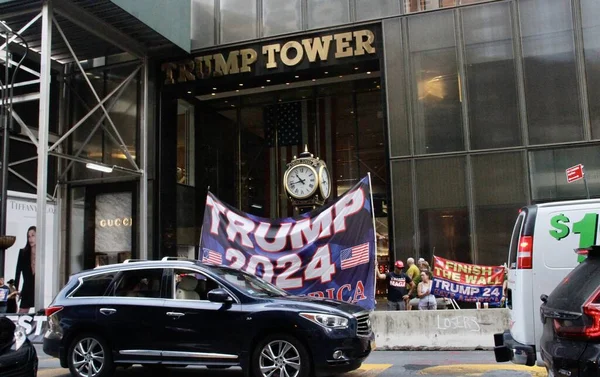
[377,261,415,310]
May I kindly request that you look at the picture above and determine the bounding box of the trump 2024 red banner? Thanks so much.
[432,256,504,303]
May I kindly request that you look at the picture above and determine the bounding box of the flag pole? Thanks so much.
[198,186,211,261]
[367,173,378,309]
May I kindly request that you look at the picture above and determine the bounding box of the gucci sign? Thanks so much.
[98,217,133,227]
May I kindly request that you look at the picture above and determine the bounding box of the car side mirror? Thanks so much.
[208,288,233,304]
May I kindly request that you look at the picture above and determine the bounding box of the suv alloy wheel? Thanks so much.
[252,334,310,377]
[67,334,114,377]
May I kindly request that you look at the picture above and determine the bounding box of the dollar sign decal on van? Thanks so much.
[549,213,599,263]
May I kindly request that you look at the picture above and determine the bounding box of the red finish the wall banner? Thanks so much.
[432,256,504,303]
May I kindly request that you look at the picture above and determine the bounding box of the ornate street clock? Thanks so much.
[284,146,331,213]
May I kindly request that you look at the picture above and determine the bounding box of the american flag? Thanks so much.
[340,243,371,270]
[264,102,302,147]
[202,248,223,265]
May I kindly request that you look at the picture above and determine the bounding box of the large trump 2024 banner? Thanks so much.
[432,256,504,303]
[200,177,376,310]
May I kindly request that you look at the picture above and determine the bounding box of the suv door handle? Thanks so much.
[166,312,185,318]
[99,308,117,316]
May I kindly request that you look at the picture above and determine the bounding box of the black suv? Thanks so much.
[540,246,600,377]
[43,258,374,377]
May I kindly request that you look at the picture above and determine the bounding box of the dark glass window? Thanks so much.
[113,269,164,298]
[472,153,528,266]
[220,0,257,43]
[391,161,414,263]
[307,0,350,29]
[357,0,400,20]
[263,0,301,36]
[463,2,521,149]
[582,0,600,139]
[529,145,600,202]
[72,273,116,297]
[416,157,470,263]
[191,0,215,49]
[409,11,464,154]
[520,0,583,144]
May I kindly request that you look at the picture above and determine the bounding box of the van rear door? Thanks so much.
[507,209,535,346]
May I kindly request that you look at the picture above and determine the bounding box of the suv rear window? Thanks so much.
[71,273,116,297]
[546,259,600,312]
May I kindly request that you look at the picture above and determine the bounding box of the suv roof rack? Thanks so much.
[122,259,147,264]
[161,257,197,263]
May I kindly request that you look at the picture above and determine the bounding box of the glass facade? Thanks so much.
[384,0,600,267]
[176,0,600,271]
[190,0,498,48]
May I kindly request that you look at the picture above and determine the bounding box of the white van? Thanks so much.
[494,199,600,366]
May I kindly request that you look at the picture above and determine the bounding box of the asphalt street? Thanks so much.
[36,345,548,377]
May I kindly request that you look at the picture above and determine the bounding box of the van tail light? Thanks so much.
[45,305,63,317]
[554,287,600,340]
[517,236,533,269]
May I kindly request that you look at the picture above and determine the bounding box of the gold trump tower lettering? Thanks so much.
[161,30,376,84]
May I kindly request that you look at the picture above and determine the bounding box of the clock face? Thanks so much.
[285,164,318,199]
[319,166,331,199]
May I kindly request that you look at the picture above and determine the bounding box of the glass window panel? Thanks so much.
[404,0,455,14]
[307,0,350,29]
[220,0,257,44]
[391,161,414,264]
[409,11,464,154]
[416,157,470,263]
[333,94,358,196]
[463,2,520,149]
[582,0,600,139]
[472,153,528,266]
[263,0,301,37]
[384,19,410,156]
[529,145,600,202]
[191,0,215,50]
[357,0,400,21]
[520,0,583,144]
[105,67,139,172]
[69,187,85,275]
[176,100,195,186]
[240,106,269,217]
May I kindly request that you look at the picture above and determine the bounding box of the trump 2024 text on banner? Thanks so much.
[200,176,376,310]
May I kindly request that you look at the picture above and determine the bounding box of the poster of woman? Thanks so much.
[2,191,56,312]
[15,226,36,313]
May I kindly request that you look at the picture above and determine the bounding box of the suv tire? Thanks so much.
[251,334,310,377]
[67,333,115,377]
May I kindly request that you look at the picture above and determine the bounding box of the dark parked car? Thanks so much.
[540,246,600,377]
[0,316,38,377]
[43,258,374,377]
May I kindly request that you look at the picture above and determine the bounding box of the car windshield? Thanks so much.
[211,267,289,298]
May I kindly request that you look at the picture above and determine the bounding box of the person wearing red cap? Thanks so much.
[377,260,415,310]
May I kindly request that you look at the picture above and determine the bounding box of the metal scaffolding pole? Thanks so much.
[140,59,148,260]
[35,0,52,311]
